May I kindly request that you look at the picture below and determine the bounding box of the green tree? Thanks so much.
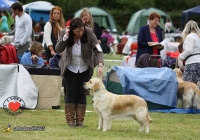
[18,0,200,31]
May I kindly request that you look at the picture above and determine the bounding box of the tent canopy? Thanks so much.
[74,7,118,33]
[0,0,11,10]
[5,0,17,7]
[0,0,15,31]
[126,7,172,35]
[23,1,54,22]
[182,6,200,29]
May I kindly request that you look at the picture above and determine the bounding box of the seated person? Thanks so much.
[21,42,44,66]
[119,30,130,39]
[101,29,114,46]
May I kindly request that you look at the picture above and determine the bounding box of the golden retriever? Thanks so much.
[173,68,200,109]
[83,78,153,133]
[173,68,184,83]
[178,81,200,109]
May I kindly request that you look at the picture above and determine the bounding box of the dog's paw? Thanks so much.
[60,87,65,96]
[102,129,107,132]
[97,126,101,130]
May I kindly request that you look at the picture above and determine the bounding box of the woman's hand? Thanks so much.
[48,45,55,56]
[148,42,158,46]
[97,66,103,77]
[97,63,104,76]
[50,49,56,56]
[65,26,70,36]
[31,55,38,60]
[82,17,86,24]
[31,55,39,64]
[154,45,162,49]
[98,40,101,44]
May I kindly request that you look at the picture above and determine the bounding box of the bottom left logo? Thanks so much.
[3,96,25,116]
[2,124,11,132]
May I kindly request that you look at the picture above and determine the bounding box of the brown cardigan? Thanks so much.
[55,27,104,77]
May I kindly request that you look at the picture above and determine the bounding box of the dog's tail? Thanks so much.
[146,113,153,123]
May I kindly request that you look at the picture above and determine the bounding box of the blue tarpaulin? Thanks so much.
[106,66,200,113]
[111,66,178,108]
[149,108,200,114]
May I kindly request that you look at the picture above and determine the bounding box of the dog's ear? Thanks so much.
[92,81,101,91]
[178,70,182,77]
[173,68,182,77]
[175,68,182,77]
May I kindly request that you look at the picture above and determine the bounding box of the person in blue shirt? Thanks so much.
[21,42,44,65]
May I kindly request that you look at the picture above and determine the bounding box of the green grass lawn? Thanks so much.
[104,53,124,60]
[1,54,199,140]
[1,94,200,140]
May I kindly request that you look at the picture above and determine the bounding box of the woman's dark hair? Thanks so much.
[68,14,75,20]
[166,18,170,22]
[11,2,23,12]
[102,29,109,33]
[10,24,15,28]
[67,18,88,47]
[1,11,8,17]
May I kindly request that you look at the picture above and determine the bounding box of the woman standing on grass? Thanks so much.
[79,8,101,43]
[0,11,9,32]
[44,6,65,62]
[55,18,104,127]
[179,20,200,84]
[136,12,163,63]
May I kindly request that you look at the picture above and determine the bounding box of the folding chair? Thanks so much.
[105,37,116,57]
[100,37,110,54]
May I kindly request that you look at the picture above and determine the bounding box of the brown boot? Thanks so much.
[65,103,76,127]
[76,104,86,127]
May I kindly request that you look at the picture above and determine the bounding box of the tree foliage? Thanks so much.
[18,0,200,30]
